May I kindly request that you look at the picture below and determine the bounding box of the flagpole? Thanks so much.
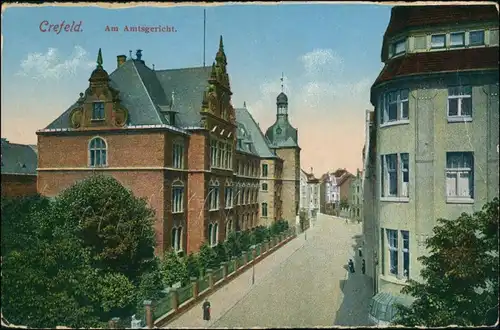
[203,8,206,66]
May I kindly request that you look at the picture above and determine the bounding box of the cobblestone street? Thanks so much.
[163,213,373,328]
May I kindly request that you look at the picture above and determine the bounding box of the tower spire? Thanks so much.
[97,48,103,69]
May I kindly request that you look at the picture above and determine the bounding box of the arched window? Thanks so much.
[262,203,268,217]
[226,219,233,239]
[171,227,183,252]
[172,180,184,213]
[89,137,107,167]
[262,183,268,191]
[210,223,219,247]
[177,227,182,252]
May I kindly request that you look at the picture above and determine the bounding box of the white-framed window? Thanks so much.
[92,102,105,120]
[210,140,217,167]
[446,152,474,199]
[490,29,499,46]
[261,202,268,217]
[380,228,385,275]
[171,226,183,252]
[450,32,465,47]
[225,218,233,239]
[262,164,268,177]
[208,223,218,247]
[393,39,406,56]
[222,143,227,168]
[240,188,245,205]
[172,181,184,213]
[225,186,233,208]
[217,141,223,167]
[431,34,446,48]
[387,229,398,275]
[413,35,427,50]
[235,186,240,206]
[89,137,107,167]
[172,142,184,169]
[469,30,485,46]
[381,153,409,199]
[402,230,409,279]
[262,183,268,191]
[381,89,409,124]
[245,188,250,204]
[208,182,220,210]
[447,86,472,119]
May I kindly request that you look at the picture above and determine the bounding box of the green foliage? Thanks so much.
[161,251,187,287]
[184,253,201,279]
[96,273,136,318]
[213,242,229,265]
[252,226,268,244]
[225,231,242,257]
[198,243,219,274]
[53,175,157,283]
[239,230,252,251]
[340,197,349,210]
[392,198,499,327]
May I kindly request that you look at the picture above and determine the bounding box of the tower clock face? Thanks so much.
[276,127,282,135]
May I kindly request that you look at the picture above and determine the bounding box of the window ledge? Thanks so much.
[91,119,105,122]
[172,211,184,214]
[446,197,474,204]
[380,274,409,285]
[380,120,409,128]
[225,206,233,209]
[447,116,472,123]
[380,196,410,203]
[209,209,219,212]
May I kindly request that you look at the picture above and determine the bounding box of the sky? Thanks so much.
[1,3,391,176]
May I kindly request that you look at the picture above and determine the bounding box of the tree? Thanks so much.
[198,243,218,274]
[52,174,157,283]
[225,232,242,257]
[340,197,349,210]
[161,251,187,287]
[184,253,201,279]
[213,242,229,266]
[393,198,499,327]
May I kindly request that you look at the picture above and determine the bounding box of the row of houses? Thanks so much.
[1,37,303,257]
[362,5,499,325]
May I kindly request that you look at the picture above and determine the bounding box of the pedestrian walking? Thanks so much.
[362,259,366,274]
[202,298,211,321]
[348,259,355,273]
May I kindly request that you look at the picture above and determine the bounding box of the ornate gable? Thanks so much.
[69,48,129,130]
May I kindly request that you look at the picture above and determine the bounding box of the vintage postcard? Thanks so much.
[1,2,498,329]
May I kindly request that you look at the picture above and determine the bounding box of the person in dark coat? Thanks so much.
[202,298,211,321]
[362,259,366,274]
[348,259,355,273]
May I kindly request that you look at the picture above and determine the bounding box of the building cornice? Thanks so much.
[36,124,190,136]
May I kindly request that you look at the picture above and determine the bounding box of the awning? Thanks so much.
[368,291,415,325]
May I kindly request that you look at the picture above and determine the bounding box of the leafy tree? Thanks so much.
[393,198,499,327]
[213,242,229,265]
[184,253,201,279]
[225,232,242,257]
[252,226,267,244]
[96,273,136,319]
[53,174,157,283]
[134,258,164,312]
[198,243,219,273]
[161,251,187,287]
[239,230,252,251]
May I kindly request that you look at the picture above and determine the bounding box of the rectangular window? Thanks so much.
[209,187,219,210]
[450,32,465,47]
[172,187,184,213]
[490,29,499,46]
[386,154,398,197]
[402,230,410,278]
[393,39,406,55]
[261,203,268,217]
[210,140,217,167]
[387,229,398,275]
[446,152,474,199]
[431,34,446,48]
[448,86,472,118]
[245,189,250,204]
[222,143,227,169]
[217,142,223,167]
[469,30,485,46]
[92,102,105,120]
[240,189,244,205]
[400,153,409,197]
[414,35,427,50]
[235,187,240,205]
[382,89,409,124]
[172,143,184,169]
[380,228,385,275]
[262,164,268,177]
[225,187,233,208]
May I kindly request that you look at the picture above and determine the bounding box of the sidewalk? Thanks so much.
[161,231,307,328]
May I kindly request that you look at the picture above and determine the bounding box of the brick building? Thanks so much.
[36,37,300,256]
[1,138,38,198]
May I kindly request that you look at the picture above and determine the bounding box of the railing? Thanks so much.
[255,245,261,257]
[152,293,172,319]
[177,285,193,305]
[227,260,235,274]
[198,276,210,293]
[248,251,254,262]
[213,267,224,283]
[238,255,245,268]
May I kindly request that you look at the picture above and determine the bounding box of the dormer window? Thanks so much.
[431,34,446,49]
[450,32,465,47]
[469,30,485,46]
[92,102,105,120]
[169,112,176,126]
[393,39,406,56]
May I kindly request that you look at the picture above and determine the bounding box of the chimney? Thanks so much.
[117,55,126,68]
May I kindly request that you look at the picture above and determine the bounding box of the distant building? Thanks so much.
[299,168,320,227]
[364,5,499,325]
[1,138,38,198]
[349,169,363,222]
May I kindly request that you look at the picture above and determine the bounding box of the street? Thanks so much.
[162,213,373,328]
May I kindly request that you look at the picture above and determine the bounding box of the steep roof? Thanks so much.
[1,138,37,175]
[265,115,299,148]
[45,59,212,130]
[235,108,277,158]
[301,168,319,183]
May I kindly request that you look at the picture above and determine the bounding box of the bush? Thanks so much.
[184,253,201,280]
[161,251,187,287]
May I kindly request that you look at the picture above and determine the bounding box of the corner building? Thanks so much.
[36,37,299,257]
[364,5,499,325]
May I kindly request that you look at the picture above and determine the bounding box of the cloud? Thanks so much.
[16,45,95,80]
[246,48,377,176]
